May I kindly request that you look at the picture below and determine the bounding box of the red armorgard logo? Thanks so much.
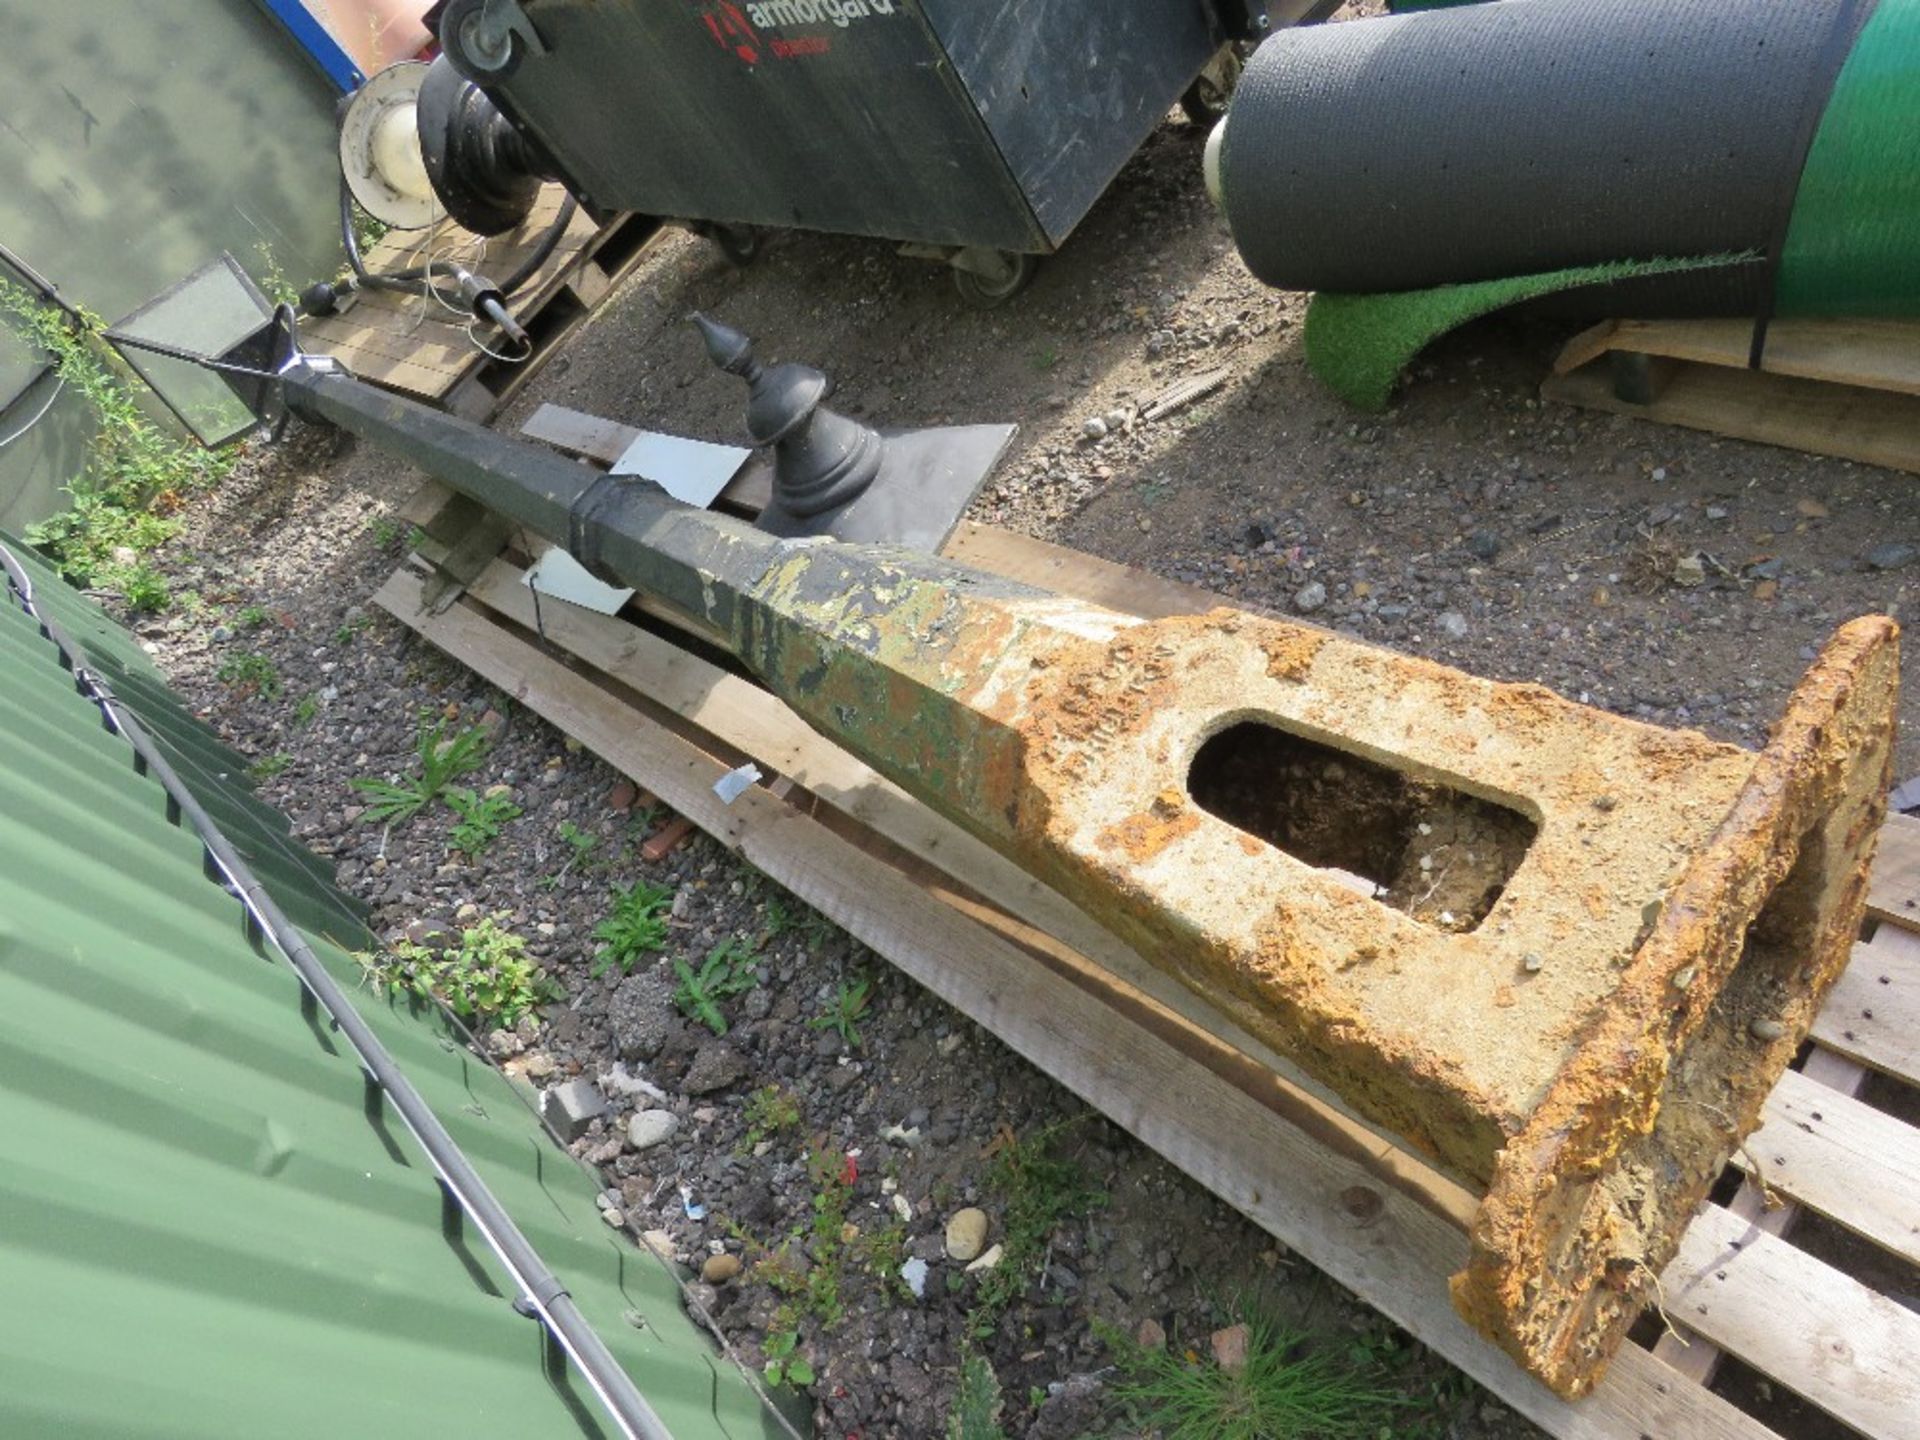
[698,1,763,65]
[698,0,899,64]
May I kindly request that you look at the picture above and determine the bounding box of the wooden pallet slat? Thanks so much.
[1543,316,1920,476]
[1664,1203,1920,1440]
[1809,923,1920,1077]
[302,195,663,421]
[1744,1064,1920,1267]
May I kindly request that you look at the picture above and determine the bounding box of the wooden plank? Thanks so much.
[1553,321,1625,378]
[1811,923,1920,1079]
[1739,1063,1920,1266]
[305,197,655,408]
[1556,317,1920,398]
[1654,1046,1873,1384]
[1543,360,1920,477]
[1661,1202,1920,1439]
[372,565,1781,1440]
[945,521,1272,620]
[521,404,662,472]
[1868,813,1920,932]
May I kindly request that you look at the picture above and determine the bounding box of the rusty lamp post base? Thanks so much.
[271,327,1896,1397]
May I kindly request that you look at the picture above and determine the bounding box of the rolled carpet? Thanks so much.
[1210,0,1920,406]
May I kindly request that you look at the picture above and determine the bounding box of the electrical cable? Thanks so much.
[338,178,577,303]
[0,373,64,450]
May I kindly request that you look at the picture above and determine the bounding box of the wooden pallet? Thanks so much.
[302,189,662,421]
[378,406,1920,1440]
[1543,317,1920,476]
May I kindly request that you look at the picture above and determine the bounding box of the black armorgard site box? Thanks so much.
[437,0,1295,259]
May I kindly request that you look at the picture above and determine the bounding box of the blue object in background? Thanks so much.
[254,0,365,91]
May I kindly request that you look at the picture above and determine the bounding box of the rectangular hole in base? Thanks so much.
[1187,720,1538,932]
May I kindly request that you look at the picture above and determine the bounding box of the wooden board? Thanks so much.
[1543,317,1920,476]
[1555,318,1920,398]
[303,192,662,421]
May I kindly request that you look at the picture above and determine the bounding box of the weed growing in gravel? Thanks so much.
[334,613,372,645]
[742,1084,804,1148]
[350,719,489,825]
[248,753,291,781]
[969,1119,1107,1335]
[445,786,522,858]
[217,651,281,699]
[946,1349,1007,1440]
[236,604,269,629]
[366,514,426,550]
[741,1138,922,1391]
[670,938,758,1032]
[760,1328,814,1389]
[591,880,674,978]
[539,820,603,889]
[120,566,172,615]
[1,278,230,608]
[762,889,843,955]
[361,913,556,1029]
[810,977,872,1049]
[1100,1310,1401,1440]
[292,694,319,727]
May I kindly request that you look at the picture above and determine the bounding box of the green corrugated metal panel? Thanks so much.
[0,560,782,1440]
[3,533,366,941]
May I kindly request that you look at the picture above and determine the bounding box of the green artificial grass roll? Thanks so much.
[1303,257,1741,412]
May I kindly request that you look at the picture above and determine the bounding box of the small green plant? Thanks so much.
[946,1349,1007,1440]
[2,281,229,606]
[445,786,522,858]
[350,719,489,825]
[763,889,842,954]
[760,1328,815,1389]
[1030,346,1062,373]
[236,604,270,629]
[216,651,281,699]
[671,938,759,1033]
[810,977,872,1049]
[369,515,404,547]
[292,694,320,727]
[359,913,557,1029]
[120,563,172,615]
[1103,1311,1402,1440]
[742,1084,804,1147]
[254,244,301,308]
[334,613,372,644]
[969,1119,1107,1333]
[248,753,292,781]
[591,880,674,978]
[540,819,603,889]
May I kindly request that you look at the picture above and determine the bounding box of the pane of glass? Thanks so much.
[106,254,274,445]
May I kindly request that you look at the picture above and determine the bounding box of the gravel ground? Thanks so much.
[134,45,1920,1440]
